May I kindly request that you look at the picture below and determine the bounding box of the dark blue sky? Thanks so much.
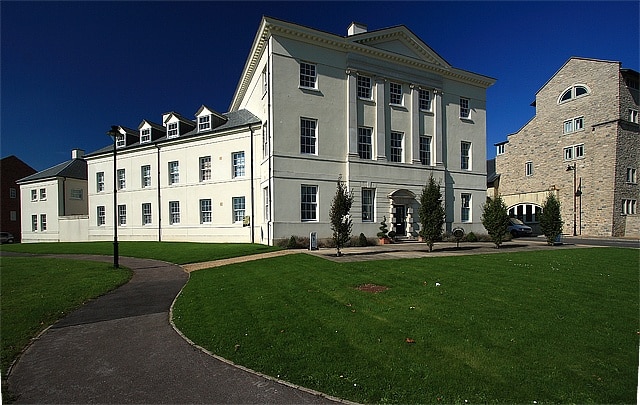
[2,1,638,171]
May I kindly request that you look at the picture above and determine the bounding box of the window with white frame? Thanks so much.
[39,188,46,200]
[496,144,505,155]
[263,187,270,222]
[140,128,151,143]
[390,82,402,105]
[167,122,178,138]
[262,122,269,158]
[199,156,211,181]
[118,204,126,226]
[31,214,37,231]
[169,201,180,225]
[116,133,125,148]
[70,189,83,200]
[390,131,403,163]
[299,62,317,89]
[626,168,637,184]
[200,199,212,224]
[564,146,573,161]
[262,67,268,95]
[142,203,152,225]
[420,135,432,166]
[622,199,637,215]
[559,85,590,103]
[460,97,470,119]
[10,188,16,198]
[301,185,318,222]
[461,141,471,170]
[232,197,245,223]
[362,188,375,222]
[563,144,584,161]
[461,193,471,222]
[300,118,317,154]
[97,206,105,226]
[141,165,151,188]
[97,172,105,192]
[575,144,584,159]
[31,189,37,201]
[563,116,584,134]
[358,127,372,160]
[40,214,47,231]
[630,109,639,124]
[198,115,210,131]
[525,161,533,176]
[117,169,126,190]
[232,152,245,178]
[419,89,431,111]
[357,75,371,99]
[168,161,179,184]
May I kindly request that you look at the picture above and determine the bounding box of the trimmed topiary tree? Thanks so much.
[540,192,563,245]
[481,196,510,248]
[418,174,446,252]
[329,176,353,257]
[377,216,389,239]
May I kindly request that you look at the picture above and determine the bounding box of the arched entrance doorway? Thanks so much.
[388,189,418,238]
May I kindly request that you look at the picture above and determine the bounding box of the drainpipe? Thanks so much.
[250,126,255,244]
[156,144,162,242]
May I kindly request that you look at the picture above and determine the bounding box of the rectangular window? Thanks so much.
[232,152,245,178]
[563,117,584,134]
[116,134,125,148]
[142,203,152,225]
[199,156,211,181]
[301,185,318,222]
[10,211,17,221]
[461,193,471,223]
[574,117,584,131]
[167,122,178,138]
[117,169,126,190]
[70,189,83,200]
[263,187,270,222]
[575,144,584,159]
[622,199,637,215]
[118,204,126,226]
[626,168,637,184]
[563,119,573,134]
[262,122,269,158]
[419,136,432,165]
[630,109,639,124]
[31,214,37,232]
[262,67,268,95]
[198,115,211,131]
[362,188,375,222]
[390,131,403,163]
[419,89,431,111]
[564,144,584,160]
[40,214,47,231]
[31,189,37,201]
[169,201,180,225]
[525,161,533,176]
[39,188,46,200]
[358,127,372,159]
[232,197,246,223]
[496,144,505,155]
[460,98,470,119]
[140,128,151,143]
[299,62,317,89]
[300,118,317,154]
[200,199,212,224]
[390,82,402,105]
[563,146,573,160]
[168,161,179,184]
[97,206,105,226]
[461,142,471,170]
[97,172,105,192]
[9,188,16,198]
[141,165,152,188]
[357,75,371,99]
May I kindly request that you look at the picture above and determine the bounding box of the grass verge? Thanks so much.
[0,242,280,264]
[173,248,638,404]
[1,257,131,375]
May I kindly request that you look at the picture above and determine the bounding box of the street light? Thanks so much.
[106,126,120,268]
[565,163,579,236]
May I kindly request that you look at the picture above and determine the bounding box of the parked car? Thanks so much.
[507,218,532,238]
[0,232,15,244]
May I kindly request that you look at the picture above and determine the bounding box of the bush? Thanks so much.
[358,233,368,247]
[540,192,563,245]
[481,196,511,248]
[464,232,478,242]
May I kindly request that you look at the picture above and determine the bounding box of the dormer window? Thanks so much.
[140,128,151,143]
[167,122,178,138]
[116,133,126,148]
[559,85,590,104]
[199,115,211,131]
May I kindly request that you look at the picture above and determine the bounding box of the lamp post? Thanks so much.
[106,126,120,268]
[566,163,577,236]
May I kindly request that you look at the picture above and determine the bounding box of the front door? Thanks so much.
[393,205,406,236]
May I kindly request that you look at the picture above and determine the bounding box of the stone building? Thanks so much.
[0,155,36,241]
[495,57,639,237]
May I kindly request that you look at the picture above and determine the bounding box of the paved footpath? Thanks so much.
[5,254,342,404]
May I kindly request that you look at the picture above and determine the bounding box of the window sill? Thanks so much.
[389,103,407,111]
[299,86,322,95]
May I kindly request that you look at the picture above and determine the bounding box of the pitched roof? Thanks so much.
[17,158,87,183]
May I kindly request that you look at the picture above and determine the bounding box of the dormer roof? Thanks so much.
[138,120,165,132]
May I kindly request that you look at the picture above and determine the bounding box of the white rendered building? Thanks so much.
[85,17,495,245]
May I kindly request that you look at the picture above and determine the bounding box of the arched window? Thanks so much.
[558,85,590,104]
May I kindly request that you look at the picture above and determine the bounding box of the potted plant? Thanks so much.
[377,216,391,244]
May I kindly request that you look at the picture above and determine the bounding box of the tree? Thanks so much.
[329,176,353,256]
[418,175,446,252]
[481,196,510,248]
[540,192,563,245]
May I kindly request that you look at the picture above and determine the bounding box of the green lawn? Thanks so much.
[0,241,279,264]
[1,257,131,375]
[173,248,639,404]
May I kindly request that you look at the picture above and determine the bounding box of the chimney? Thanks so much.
[72,149,85,159]
[347,22,367,36]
